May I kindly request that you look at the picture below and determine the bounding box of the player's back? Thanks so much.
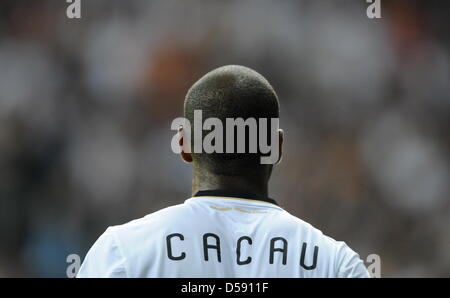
[77,191,369,278]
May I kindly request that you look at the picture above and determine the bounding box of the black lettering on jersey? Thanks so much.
[203,233,221,263]
[269,237,287,265]
[236,236,252,265]
[166,233,186,261]
[300,242,318,270]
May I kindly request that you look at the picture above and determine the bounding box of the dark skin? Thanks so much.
[178,127,284,197]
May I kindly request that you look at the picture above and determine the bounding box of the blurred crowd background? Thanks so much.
[0,0,449,277]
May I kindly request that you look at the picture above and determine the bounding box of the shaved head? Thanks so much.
[184,65,280,175]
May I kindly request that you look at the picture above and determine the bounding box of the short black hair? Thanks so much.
[184,65,279,175]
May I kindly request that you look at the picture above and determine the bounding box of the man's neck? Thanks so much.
[191,171,269,197]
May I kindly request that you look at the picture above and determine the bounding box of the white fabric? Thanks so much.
[77,196,370,278]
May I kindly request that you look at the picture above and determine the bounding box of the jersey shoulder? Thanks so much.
[109,202,193,236]
[277,210,370,277]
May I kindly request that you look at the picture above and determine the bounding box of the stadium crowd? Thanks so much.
[0,0,449,277]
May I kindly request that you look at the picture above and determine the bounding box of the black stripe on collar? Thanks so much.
[193,189,279,206]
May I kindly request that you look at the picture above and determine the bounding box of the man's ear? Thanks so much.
[178,126,193,163]
[275,128,284,165]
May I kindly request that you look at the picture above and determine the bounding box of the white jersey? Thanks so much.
[77,190,369,278]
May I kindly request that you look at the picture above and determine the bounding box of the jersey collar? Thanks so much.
[193,189,279,206]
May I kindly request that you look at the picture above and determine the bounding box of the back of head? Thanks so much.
[184,65,280,176]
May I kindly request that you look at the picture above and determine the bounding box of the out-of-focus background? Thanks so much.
[0,0,449,277]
